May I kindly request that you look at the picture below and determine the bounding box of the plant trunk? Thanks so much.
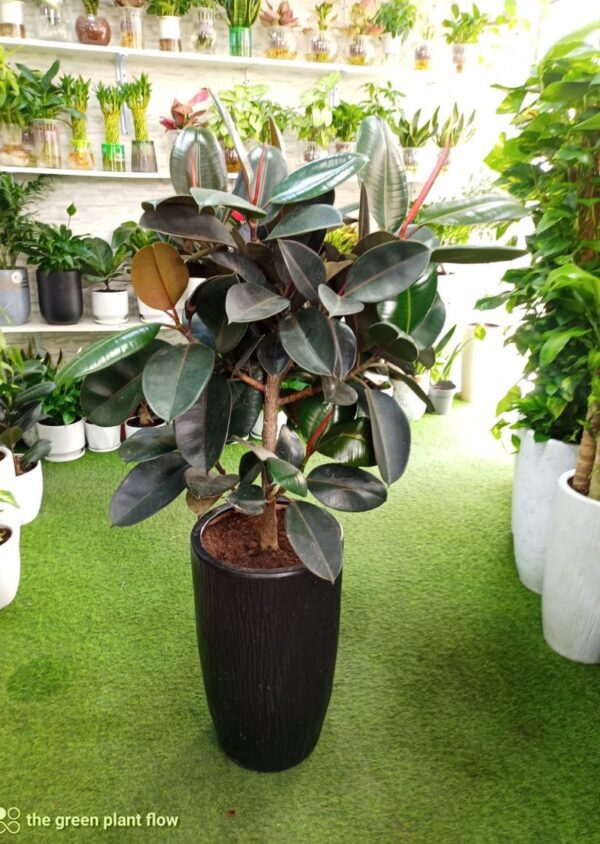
[573,403,600,497]
[260,374,281,552]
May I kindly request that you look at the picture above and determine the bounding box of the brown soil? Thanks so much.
[203,507,302,571]
[127,416,164,429]
[0,526,11,546]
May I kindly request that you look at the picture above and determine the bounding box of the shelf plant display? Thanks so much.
[96,82,126,172]
[60,74,94,171]
[395,110,434,172]
[37,0,71,42]
[304,1,338,63]
[0,173,51,326]
[147,0,191,51]
[330,99,364,152]
[190,0,219,53]
[0,48,28,166]
[414,12,435,70]
[58,86,525,772]
[260,1,299,59]
[115,0,146,49]
[76,0,112,46]
[373,0,416,60]
[442,2,506,72]
[82,236,131,326]
[0,0,26,39]
[123,73,157,173]
[295,72,339,160]
[208,84,268,171]
[339,0,382,66]
[432,104,476,168]
[16,60,67,169]
[219,0,261,57]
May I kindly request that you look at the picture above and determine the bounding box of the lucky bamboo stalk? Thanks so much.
[122,73,152,143]
[60,74,91,144]
[95,82,125,145]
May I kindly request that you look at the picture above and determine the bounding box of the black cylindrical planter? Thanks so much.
[36,269,83,325]
[191,504,342,772]
[0,267,30,326]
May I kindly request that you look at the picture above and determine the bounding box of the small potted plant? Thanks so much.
[414,13,435,69]
[190,0,218,52]
[339,0,382,66]
[260,1,299,59]
[60,74,95,170]
[75,0,112,46]
[0,0,25,38]
[23,203,90,326]
[295,72,338,161]
[16,60,67,169]
[373,0,415,61]
[147,0,191,51]
[395,109,433,174]
[330,100,364,153]
[442,2,493,73]
[115,0,146,49]
[0,49,30,167]
[428,324,485,415]
[0,173,50,326]
[95,82,126,172]
[82,236,130,326]
[122,73,157,172]
[0,489,19,611]
[432,104,476,169]
[304,0,338,62]
[219,0,261,56]
[37,371,86,463]
[125,400,165,439]
[208,84,268,172]
[37,0,71,42]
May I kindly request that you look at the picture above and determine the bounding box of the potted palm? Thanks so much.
[295,72,338,161]
[59,89,525,771]
[0,489,19,611]
[260,1,299,59]
[60,74,95,171]
[75,0,112,45]
[0,173,50,327]
[373,0,415,61]
[122,73,157,173]
[219,0,261,56]
[23,203,91,326]
[37,369,86,462]
[96,82,126,172]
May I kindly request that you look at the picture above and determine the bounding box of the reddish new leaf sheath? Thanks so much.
[399,142,451,239]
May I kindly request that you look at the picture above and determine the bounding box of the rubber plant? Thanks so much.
[56,92,526,771]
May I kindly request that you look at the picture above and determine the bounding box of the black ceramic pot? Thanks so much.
[191,503,342,772]
[36,269,83,325]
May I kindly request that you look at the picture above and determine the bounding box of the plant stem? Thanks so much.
[573,403,600,496]
[260,374,281,551]
[132,108,149,143]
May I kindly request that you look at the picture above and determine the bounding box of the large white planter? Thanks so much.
[251,410,287,440]
[11,460,43,524]
[542,471,600,663]
[37,419,86,462]
[512,429,578,594]
[84,420,122,453]
[0,445,15,488]
[91,287,129,326]
[137,278,203,325]
[393,374,430,422]
[124,418,166,439]
[0,512,20,611]
[460,323,502,403]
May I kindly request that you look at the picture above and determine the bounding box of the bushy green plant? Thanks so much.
[208,84,268,147]
[60,74,91,145]
[82,238,130,291]
[395,109,433,148]
[358,81,404,132]
[295,73,339,148]
[42,379,82,426]
[442,3,491,44]
[0,47,20,126]
[432,104,475,147]
[331,101,364,143]
[16,60,70,123]
[0,174,52,269]
[146,0,191,14]
[22,204,91,274]
[373,0,416,40]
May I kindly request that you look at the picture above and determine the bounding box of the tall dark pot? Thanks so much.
[0,267,30,326]
[191,504,342,772]
[36,269,83,325]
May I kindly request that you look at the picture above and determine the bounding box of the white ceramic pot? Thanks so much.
[428,382,457,416]
[0,1,24,25]
[124,418,166,439]
[512,429,578,594]
[460,323,502,404]
[11,460,43,525]
[251,410,287,440]
[137,278,203,325]
[393,374,430,422]
[381,33,401,59]
[84,420,122,453]
[158,15,181,41]
[0,511,20,611]
[0,446,15,489]
[37,419,86,462]
[91,287,129,326]
[542,470,600,663]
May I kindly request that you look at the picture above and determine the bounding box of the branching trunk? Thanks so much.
[573,403,600,497]
[260,374,281,551]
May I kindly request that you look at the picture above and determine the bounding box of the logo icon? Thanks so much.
[0,808,20,835]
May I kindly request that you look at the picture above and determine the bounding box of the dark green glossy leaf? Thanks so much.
[431,245,527,264]
[322,377,358,406]
[228,483,266,516]
[174,374,231,471]
[225,282,289,323]
[239,451,262,484]
[419,194,527,226]
[331,319,357,380]
[267,205,343,240]
[369,322,419,362]
[184,469,239,498]
[393,372,435,412]
[190,186,266,218]
[364,388,410,484]
[276,425,304,467]
[110,453,188,527]
[189,274,247,352]
[170,126,227,195]
[285,500,343,582]
[279,309,336,376]
[270,153,368,205]
[142,342,215,423]
[229,381,263,438]
[233,144,288,211]
[378,265,438,333]
[278,240,325,302]
[318,284,365,317]
[56,324,160,386]
[207,251,268,287]
[356,116,408,234]
[308,463,387,511]
[353,230,397,257]
[317,418,375,466]
[257,334,290,376]
[118,425,176,463]
[13,381,55,407]
[140,196,236,246]
[21,439,52,470]
[345,240,431,303]
[411,293,446,349]
[299,396,334,440]
[266,456,307,496]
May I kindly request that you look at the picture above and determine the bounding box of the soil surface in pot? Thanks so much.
[127,416,164,428]
[203,508,302,571]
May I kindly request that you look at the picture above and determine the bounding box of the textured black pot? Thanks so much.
[36,269,83,325]
[0,267,30,326]
[191,504,342,772]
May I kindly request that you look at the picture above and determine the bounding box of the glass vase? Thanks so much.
[223,146,240,173]
[75,13,111,45]
[32,119,62,169]
[305,31,337,63]
[345,34,375,66]
[120,7,143,49]
[102,143,126,172]
[37,1,70,41]
[0,123,29,166]
[229,26,252,57]
[303,142,323,163]
[0,0,25,38]
[131,140,158,173]
[158,15,182,51]
[192,7,217,53]
[334,140,353,154]
[68,140,95,171]
[452,43,470,73]
[265,26,297,60]
[414,41,433,70]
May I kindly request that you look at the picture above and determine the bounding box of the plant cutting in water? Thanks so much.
[122,73,152,143]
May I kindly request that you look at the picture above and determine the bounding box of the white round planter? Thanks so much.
[251,410,287,440]
[460,323,502,403]
[0,445,15,489]
[91,287,129,326]
[37,419,86,462]
[428,383,457,416]
[512,429,578,594]
[381,33,401,60]
[11,460,43,525]
[84,420,122,453]
[393,374,430,422]
[124,418,166,439]
[158,15,181,41]
[542,471,600,663]
[0,1,24,26]
[137,278,203,325]
[0,512,20,611]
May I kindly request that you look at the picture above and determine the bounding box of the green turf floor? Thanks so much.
[2,403,600,843]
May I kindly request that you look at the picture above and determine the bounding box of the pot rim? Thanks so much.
[192,500,306,580]
[38,417,84,429]
[557,470,600,511]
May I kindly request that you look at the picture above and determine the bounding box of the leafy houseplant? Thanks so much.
[76,0,112,46]
[358,81,405,131]
[147,0,191,51]
[339,0,381,65]
[38,367,86,462]
[479,24,599,597]
[260,1,299,59]
[432,105,476,169]
[82,237,131,326]
[23,204,90,326]
[295,72,339,159]
[373,0,415,45]
[208,84,268,159]
[442,2,508,71]
[331,100,364,149]
[427,324,485,415]
[219,0,261,57]
[59,85,525,770]
[60,74,94,170]
[0,48,29,167]
[305,1,338,62]
[16,60,68,169]
[96,82,126,172]
[0,173,51,326]
[123,74,158,173]
[395,109,433,172]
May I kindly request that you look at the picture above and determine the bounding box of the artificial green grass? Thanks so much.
[2,404,600,842]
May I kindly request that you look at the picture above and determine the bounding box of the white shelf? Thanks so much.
[1,165,171,180]
[0,35,391,76]
[0,317,148,334]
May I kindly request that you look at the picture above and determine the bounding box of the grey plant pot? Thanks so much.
[428,381,457,416]
[0,267,30,326]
